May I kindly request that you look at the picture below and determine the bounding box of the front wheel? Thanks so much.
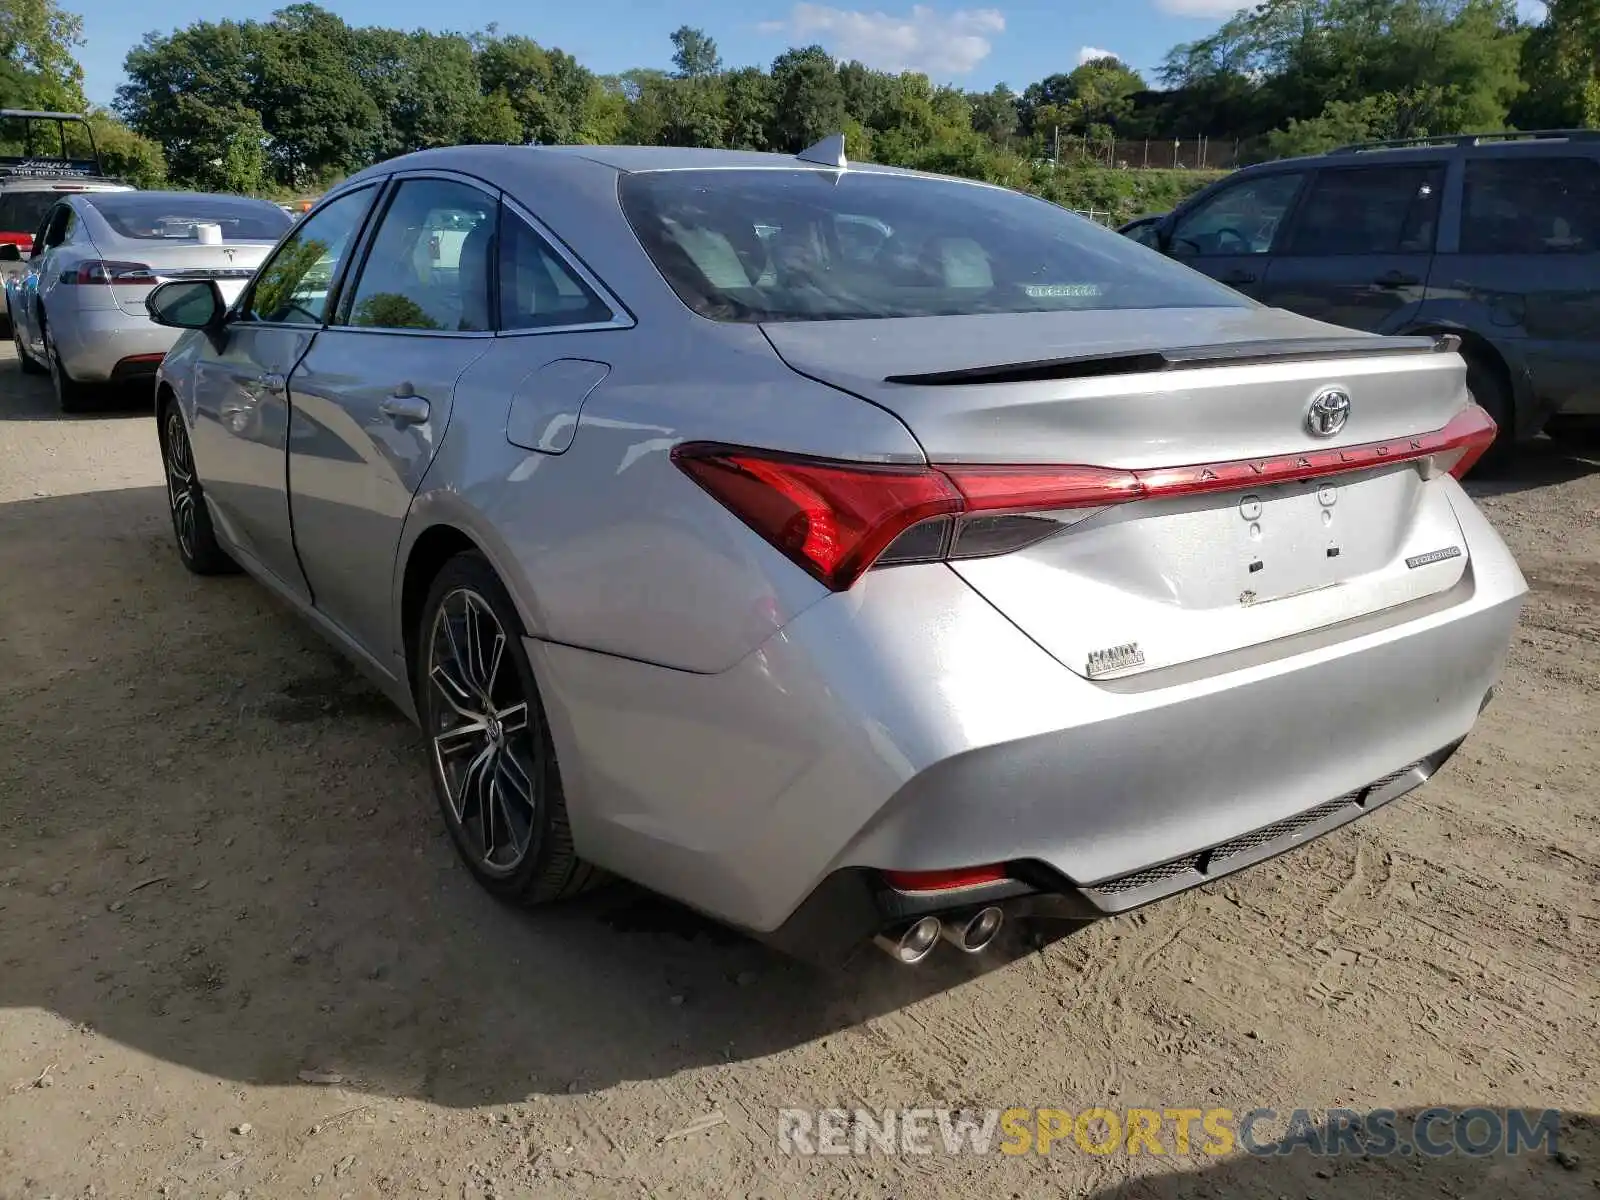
[161,404,236,575]
[417,552,598,905]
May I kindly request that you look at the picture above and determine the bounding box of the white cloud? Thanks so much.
[1078,46,1118,65]
[759,4,1006,76]
[1516,0,1548,20]
[1154,0,1245,15]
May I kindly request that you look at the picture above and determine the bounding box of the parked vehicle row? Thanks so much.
[142,138,1524,965]
[1117,128,1600,463]
[5,189,291,410]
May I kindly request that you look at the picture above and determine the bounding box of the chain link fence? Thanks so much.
[1040,133,1265,172]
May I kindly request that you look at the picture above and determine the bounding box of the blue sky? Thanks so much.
[69,0,1261,108]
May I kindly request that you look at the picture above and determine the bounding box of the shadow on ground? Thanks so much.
[1085,1108,1598,1199]
[1463,436,1599,499]
[0,485,1079,1110]
[0,353,155,421]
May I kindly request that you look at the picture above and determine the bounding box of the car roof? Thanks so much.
[349,143,929,182]
[1238,130,1600,176]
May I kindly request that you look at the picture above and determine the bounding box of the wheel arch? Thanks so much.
[400,524,482,693]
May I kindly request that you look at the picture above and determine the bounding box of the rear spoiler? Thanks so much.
[885,333,1461,387]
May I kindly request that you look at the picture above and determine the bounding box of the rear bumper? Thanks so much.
[53,308,177,382]
[529,480,1525,958]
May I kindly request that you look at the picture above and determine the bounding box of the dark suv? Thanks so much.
[1122,130,1600,462]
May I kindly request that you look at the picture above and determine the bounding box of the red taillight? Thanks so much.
[883,865,1009,892]
[672,405,1499,591]
[69,259,158,286]
[671,447,962,590]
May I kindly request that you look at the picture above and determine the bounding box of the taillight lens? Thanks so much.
[672,404,1498,592]
[68,260,158,286]
[671,447,962,590]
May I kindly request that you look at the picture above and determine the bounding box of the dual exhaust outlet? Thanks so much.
[874,906,1004,964]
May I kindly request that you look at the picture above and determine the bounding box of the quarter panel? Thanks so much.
[400,321,929,675]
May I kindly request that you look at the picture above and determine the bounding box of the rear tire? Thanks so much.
[43,317,94,413]
[13,316,44,374]
[1464,354,1514,475]
[416,552,599,906]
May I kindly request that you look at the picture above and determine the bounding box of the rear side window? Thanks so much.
[1285,165,1444,256]
[1462,157,1600,254]
[619,168,1245,322]
[498,205,614,330]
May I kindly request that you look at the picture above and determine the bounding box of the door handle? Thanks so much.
[1376,270,1421,288]
[1220,269,1257,286]
[378,393,431,425]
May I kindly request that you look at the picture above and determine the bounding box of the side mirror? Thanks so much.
[0,243,21,263]
[146,279,225,330]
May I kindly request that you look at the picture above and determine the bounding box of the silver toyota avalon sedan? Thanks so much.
[9,189,291,410]
[145,139,1525,967]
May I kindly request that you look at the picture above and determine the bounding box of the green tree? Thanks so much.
[669,25,721,79]
[252,5,380,186]
[768,45,846,151]
[87,110,165,187]
[969,84,1019,144]
[475,34,595,144]
[354,29,484,158]
[117,21,265,188]
[0,0,87,110]
[722,66,773,149]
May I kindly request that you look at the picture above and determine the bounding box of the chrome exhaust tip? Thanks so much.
[874,916,943,965]
[942,906,1004,953]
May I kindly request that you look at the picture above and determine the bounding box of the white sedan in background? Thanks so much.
[8,189,292,411]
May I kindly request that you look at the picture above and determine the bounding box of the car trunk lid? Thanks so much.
[102,242,274,315]
[760,307,1482,679]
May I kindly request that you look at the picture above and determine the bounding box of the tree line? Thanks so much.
[0,0,1597,219]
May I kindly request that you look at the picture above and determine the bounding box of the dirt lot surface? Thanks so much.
[1,345,1596,1199]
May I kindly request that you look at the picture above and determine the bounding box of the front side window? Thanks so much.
[1170,173,1304,257]
[620,169,1245,323]
[345,178,495,332]
[1284,165,1444,256]
[1462,156,1600,254]
[499,204,613,330]
[248,185,375,325]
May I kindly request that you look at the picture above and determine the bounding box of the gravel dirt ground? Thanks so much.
[0,345,1596,1199]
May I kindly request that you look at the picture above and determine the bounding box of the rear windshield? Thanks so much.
[87,193,291,241]
[0,190,58,235]
[618,169,1246,322]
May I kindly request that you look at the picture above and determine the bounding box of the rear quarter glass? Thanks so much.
[618,168,1249,323]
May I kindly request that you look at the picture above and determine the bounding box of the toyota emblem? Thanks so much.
[1305,387,1352,438]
